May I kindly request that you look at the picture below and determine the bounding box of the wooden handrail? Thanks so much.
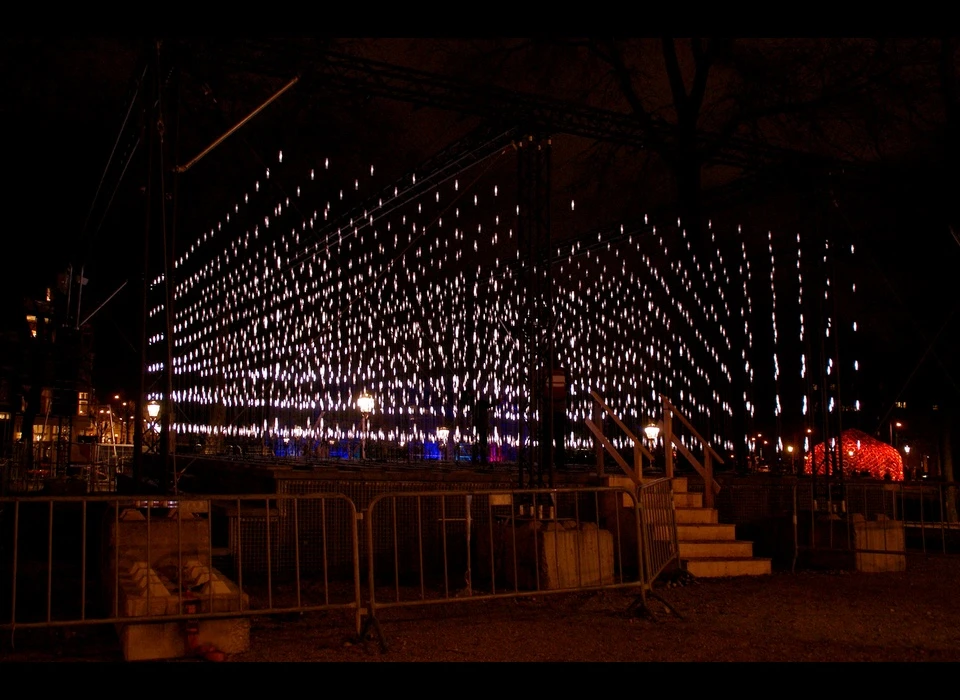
[661,394,722,508]
[590,391,646,448]
[661,395,725,466]
[585,391,654,486]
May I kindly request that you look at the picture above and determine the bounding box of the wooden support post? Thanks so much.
[663,398,674,481]
[704,451,715,509]
[593,398,604,477]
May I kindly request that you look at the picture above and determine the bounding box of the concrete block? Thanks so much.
[198,579,235,597]
[105,518,212,568]
[103,509,251,660]
[539,523,615,589]
[120,617,250,662]
[854,519,906,572]
[178,500,210,514]
[475,519,616,591]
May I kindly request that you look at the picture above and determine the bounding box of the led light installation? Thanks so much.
[148,135,858,463]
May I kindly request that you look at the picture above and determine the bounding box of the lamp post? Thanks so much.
[146,401,160,454]
[786,445,796,475]
[437,426,450,462]
[643,421,660,471]
[903,444,911,479]
[357,392,374,460]
[889,421,903,448]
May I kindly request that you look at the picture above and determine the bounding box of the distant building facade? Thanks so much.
[1,277,97,472]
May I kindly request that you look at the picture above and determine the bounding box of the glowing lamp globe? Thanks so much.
[357,393,375,415]
[437,426,450,442]
[147,402,161,419]
[643,423,660,441]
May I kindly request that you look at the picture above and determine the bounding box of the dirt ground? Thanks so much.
[4,553,960,663]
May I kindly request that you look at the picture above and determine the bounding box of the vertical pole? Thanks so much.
[593,397,603,477]
[155,41,178,494]
[663,396,674,481]
[829,191,845,488]
[543,138,554,490]
[132,55,153,490]
[633,440,641,482]
[74,265,86,331]
[704,450,714,509]
[64,263,73,327]
[516,138,527,491]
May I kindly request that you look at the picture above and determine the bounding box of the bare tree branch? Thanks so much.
[687,38,717,121]
[587,39,667,148]
[661,38,690,125]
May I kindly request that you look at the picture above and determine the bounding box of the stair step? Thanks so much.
[674,507,718,524]
[676,523,737,540]
[683,557,773,578]
[673,492,703,508]
[678,539,755,558]
[671,476,688,493]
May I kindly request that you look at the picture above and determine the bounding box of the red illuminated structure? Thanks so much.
[804,428,904,481]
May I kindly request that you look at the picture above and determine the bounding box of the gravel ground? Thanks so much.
[4,554,960,663]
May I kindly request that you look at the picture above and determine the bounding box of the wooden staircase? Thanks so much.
[672,476,772,577]
[585,390,771,578]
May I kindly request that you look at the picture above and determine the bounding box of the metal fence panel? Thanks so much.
[0,493,363,643]
[360,485,664,646]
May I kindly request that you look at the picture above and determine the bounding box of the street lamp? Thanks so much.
[357,392,374,460]
[889,420,903,447]
[145,401,161,454]
[786,445,796,474]
[437,426,450,462]
[643,421,661,471]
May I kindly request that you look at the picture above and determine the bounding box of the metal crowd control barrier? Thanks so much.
[791,479,960,562]
[360,484,676,649]
[0,492,363,656]
[636,477,680,582]
[0,482,682,657]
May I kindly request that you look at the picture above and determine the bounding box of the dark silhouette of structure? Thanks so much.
[472,395,491,465]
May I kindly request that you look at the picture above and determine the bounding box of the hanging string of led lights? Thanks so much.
[739,225,756,449]
[769,230,782,453]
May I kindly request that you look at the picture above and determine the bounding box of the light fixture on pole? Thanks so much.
[357,392,374,460]
[889,420,903,447]
[437,426,450,462]
[643,421,661,471]
[145,401,161,454]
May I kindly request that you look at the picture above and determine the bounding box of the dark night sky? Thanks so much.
[3,38,959,442]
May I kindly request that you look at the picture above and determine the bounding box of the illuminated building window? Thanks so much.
[26,314,37,338]
[78,391,89,416]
